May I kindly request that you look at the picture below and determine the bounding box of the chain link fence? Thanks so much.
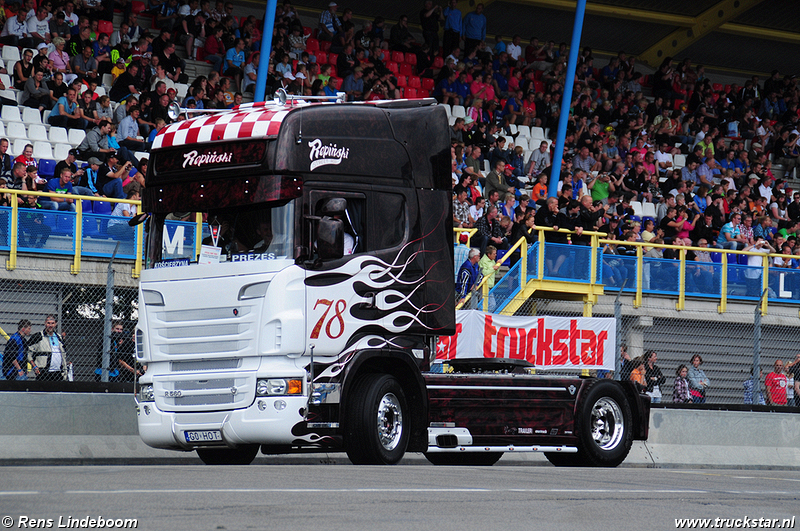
[0,262,138,384]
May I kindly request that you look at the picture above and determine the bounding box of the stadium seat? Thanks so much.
[1,105,22,122]
[408,75,421,88]
[404,53,417,65]
[53,143,71,160]
[42,109,50,123]
[530,127,546,140]
[327,52,338,66]
[102,73,113,90]
[1,46,20,62]
[11,138,28,156]
[27,124,48,142]
[38,159,56,178]
[306,38,319,52]
[131,0,146,14]
[515,137,528,150]
[315,51,327,64]
[417,89,429,98]
[48,126,69,144]
[93,201,113,215]
[5,121,27,140]
[396,75,407,87]
[175,83,189,99]
[68,129,86,146]
[451,105,466,119]
[433,56,444,69]
[399,63,413,76]
[631,201,644,218]
[642,202,657,220]
[33,141,53,160]
[22,107,42,125]
[391,51,405,63]
[421,77,434,91]
[673,154,686,170]
[404,88,417,99]
[0,73,11,90]
[0,122,5,136]
[517,125,531,138]
[94,86,106,97]
[98,20,113,34]
[385,61,398,73]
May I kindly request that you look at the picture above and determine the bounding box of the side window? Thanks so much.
[372,192,406,250]
[310,191,366,255]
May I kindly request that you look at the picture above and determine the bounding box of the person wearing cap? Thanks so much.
[55,149,79,184]
[318,2,341,42]
[280,70,300,94]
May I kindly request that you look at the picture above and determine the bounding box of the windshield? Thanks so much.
[146,200,296,268]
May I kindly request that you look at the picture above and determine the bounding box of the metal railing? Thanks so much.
[2,189,143,278]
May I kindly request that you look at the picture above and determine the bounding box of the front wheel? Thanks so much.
[424,452,503,466]
[345,374,410,465]
[572,380,633,467]
[196,444,260,465]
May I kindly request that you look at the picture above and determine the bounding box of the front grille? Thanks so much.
[177,379,235,390]
[174,394,235,406]
[171,359,241,372]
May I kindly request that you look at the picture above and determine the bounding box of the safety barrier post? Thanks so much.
[520,240,527,290]
[195,212,203,260]
[718,252,728,313]
[537,229,545,280]
[634,245,643,308]
[6,197,19,271]
[70,199,83,275]
[676,247,686,311]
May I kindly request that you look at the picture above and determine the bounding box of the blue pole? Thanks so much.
[254,0,279,103]
[547,0,587,199]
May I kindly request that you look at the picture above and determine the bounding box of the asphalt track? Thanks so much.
[0,462,797,531]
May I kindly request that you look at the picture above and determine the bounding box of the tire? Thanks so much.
[196,444,260,465]
[345,374,410,465]
[424,452,503,466]
[572,380,633,467]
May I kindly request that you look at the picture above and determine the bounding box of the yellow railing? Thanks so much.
[2,189,143,278]
[452,227,478,247]
[456,225,796,316]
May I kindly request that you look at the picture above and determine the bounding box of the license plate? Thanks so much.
[184,430,223,443]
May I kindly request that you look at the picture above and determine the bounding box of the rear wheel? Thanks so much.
[196,444,260,465]
[345,374,410,465]
[424,452,503,466]
[574,380,633,467]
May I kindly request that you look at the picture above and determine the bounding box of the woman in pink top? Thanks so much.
[48,38,77,85]
[676,206,700,240]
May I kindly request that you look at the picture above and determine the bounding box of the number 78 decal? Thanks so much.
[310,299,347,339]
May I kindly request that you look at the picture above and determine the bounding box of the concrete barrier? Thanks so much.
[1,393,798,467]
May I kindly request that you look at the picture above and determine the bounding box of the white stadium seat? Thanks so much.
[1,105,22,122]
[49,126,69,144]
[451,105,466,119]
[5,121,27,140]
[22,107,42,124]
[33,141,53,160]
[53,143,72,161]
[68,129,86,146]
[27,124,48,142]
[2,46,20,62]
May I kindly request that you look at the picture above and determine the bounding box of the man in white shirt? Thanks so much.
[0,10,33,47]
[506,34,522,66]
[27,6,51,45]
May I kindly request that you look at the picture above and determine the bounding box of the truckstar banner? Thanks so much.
[435,310,615,370]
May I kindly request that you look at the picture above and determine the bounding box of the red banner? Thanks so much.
[435,310,615,370]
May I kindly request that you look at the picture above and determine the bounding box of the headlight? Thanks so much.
[256,378,303,396]
[138,384,155,402]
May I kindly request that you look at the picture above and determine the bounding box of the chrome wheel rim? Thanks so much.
[377,392,403,451]
[590,397,624,450]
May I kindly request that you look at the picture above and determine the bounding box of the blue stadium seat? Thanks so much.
[93,201,114,215]
[38,159,56,179]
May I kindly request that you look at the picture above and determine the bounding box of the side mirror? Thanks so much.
[316,217,343,260]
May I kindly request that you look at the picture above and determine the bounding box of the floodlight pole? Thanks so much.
[547,0,587,198]
[254,0,279,103]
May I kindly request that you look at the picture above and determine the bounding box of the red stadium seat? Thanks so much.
[131,0,146,14]
[421,77,434,91]
[386,61,398,73]
[327,53,338,66]
[319,40,331,52]
[408,75,421,88]
[673,99,684,110]
[433,56,444,68]
[98,20,113,35]
[404,53,417,65]
[315,51,327,64]
[417,89,429,98]
[405,88,417,99]
[399,63,413,76]
[396,75,407,87]
[303,26,312,36]
[391,51,405,63]
[329,65,337,77]
[712,83,723,92]
[306,38,319,52]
